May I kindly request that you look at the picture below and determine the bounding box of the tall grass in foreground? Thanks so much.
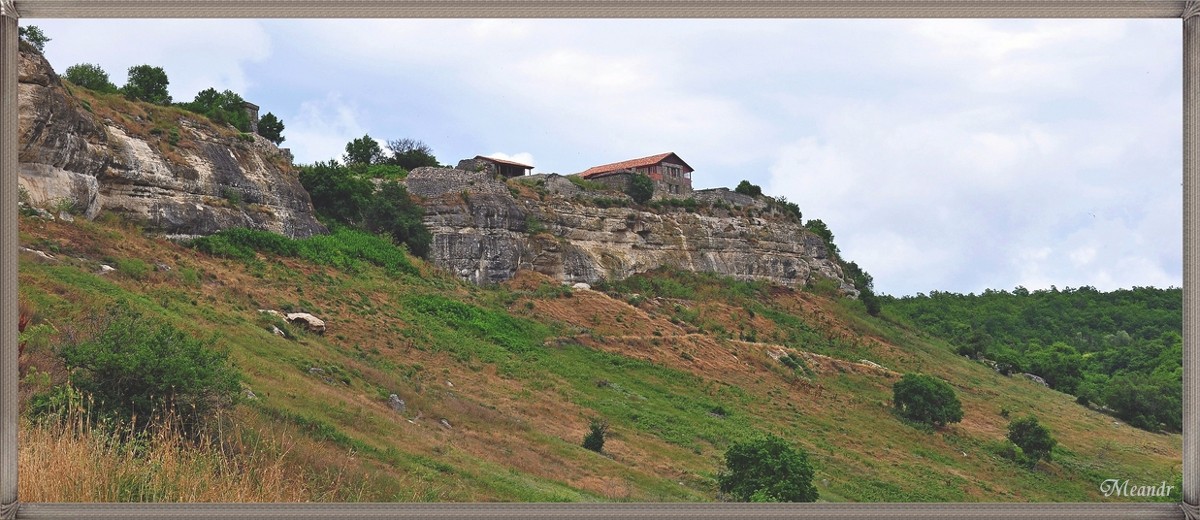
[19,405,349,502]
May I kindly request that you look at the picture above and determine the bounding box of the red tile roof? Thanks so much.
[579,152,691,178]
[478,155,533,169]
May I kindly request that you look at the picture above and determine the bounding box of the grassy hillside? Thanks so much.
[17,214,1180,502]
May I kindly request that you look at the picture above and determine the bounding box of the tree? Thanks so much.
[298,160,375,225]
[582,419,608,453]
[1025,341,1083,394]
[19,25,50,53]
[735,180,762,198]
[258,112,285,145]
[182,88,250,132]
[717,434,818,502]
[55,305,240,436]
[892,373,964,427]
[344,134,384,166]
[627,173,655,204]
[385,138,439,170]
[842,261,880,316]
[363,181,432,259]
[804,219,839,255]
[64,63,117,93]
[1007,415,1056,467]
[122,65,172,105]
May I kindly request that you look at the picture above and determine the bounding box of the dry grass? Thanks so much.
[19,405,336,502]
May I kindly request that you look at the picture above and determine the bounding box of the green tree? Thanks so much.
[804,218,839,255]
[64,63,117,93]
[1025,341,1083,394]
[627,173,655,204]
[582,419,608,453]
[181,88,250,132]
[363,181,432,259]
[55,305,240,436]
[344,134,384,166]
[385,138,439,170]
[258,112,285,145]
[892,373,964,427]
[735,180,763,198]
[122,65,172,105]
[717,434,818,502]
[1007,415,1056,467]
[19,25,50,53]
[298,160,375,225]
[842,260,880,316]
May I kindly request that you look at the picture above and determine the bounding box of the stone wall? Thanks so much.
[693,188,767,209]
[404,167,511,198]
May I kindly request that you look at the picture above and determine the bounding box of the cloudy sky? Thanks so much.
[28,18,1181,296]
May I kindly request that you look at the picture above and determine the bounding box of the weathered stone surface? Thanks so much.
[17,48,325,238]
[286,312,326,334]
[408,168,857,293]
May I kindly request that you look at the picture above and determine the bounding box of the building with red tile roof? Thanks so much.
[578,152,693,197]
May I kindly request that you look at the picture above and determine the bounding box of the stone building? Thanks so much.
[579,152,693,198]
[456,155,533,178]
[242,101,260,134]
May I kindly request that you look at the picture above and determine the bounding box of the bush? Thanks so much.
[54,305,240,436]
[734,180,762,198]
[180,88,251,132]
[1007,415,1056,467]
[627,173,655,204]
[65,63,118,93]
[717,434,817,502]
[385,138,439,170]
[363,181,432,259]
[582,419,608,453]
[344,134,384,166]
[892,373,963,427]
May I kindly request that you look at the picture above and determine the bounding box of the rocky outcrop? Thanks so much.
[406,167,856,293]
[17,47,324,238]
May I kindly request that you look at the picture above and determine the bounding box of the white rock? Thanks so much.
[572,282,591,290]
[286,312,326,334]
[97,264,116,275]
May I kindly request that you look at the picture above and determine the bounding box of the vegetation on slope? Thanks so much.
[883,287,1182,431]
[16,213,1181,503]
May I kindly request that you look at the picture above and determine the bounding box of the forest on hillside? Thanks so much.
[884,286,1182,432]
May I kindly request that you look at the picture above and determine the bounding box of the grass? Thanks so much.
[16,215,1182,503]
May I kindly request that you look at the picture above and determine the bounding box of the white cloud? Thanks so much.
[284,94,368,164]
[37,19,271,102]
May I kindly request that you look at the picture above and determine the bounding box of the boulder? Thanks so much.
[287,312,326,334]
[388,394,406,414]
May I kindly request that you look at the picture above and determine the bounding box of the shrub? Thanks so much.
[363,181,432,259]
[734,180,762,198]
[64,63,117,93]
[717,434,817,502]
[344,134,384,166]
[892,373,963,427]
[1007,415,1056,467]
[53,305,240,436]
[181,88,252,132]
[582,419,608,453]
[627,173,654,204]
[384,138,439,170]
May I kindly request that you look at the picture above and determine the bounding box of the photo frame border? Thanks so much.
[0,1,1194,518]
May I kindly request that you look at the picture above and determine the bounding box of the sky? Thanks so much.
[27,18,1182,296]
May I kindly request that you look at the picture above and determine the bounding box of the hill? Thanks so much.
[16,214,1180,502]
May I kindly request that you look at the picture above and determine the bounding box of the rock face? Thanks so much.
[406,167,857,292]
[17,47,325,238]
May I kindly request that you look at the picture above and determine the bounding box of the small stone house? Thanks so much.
[242,101,260,133]
[456,155,533,178]
[578,152,693,198]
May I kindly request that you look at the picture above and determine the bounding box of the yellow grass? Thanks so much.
[19,409,338,502]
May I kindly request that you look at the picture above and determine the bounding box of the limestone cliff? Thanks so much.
[17,46,324,238]
[406,168,857,293]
